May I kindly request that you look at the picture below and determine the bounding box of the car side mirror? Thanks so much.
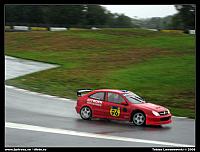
[121,101,128,106]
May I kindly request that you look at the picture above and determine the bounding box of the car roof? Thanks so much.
[91,89,143,100]
[94,89,126,94]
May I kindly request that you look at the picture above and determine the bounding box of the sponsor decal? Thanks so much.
[110,106,120,117]
[87,98,102,106]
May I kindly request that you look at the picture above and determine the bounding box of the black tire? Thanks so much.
[80,106,92,120]
[132,112,146,126]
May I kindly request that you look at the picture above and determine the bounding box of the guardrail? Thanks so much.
[49,27,68,31]
[188,30,195,35]
[5,25,68,32]
[5,26,196,35]
[30,27,48,31]
[13,26,29,31]
[160,30,184,33]
[146,29,158,31]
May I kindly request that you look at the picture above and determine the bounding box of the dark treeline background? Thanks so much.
[5,5,137,28]
[5,4,195,30]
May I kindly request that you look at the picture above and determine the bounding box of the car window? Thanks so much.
[125,95,143,104]
[108,92,124,104]
[123,91,144,101]
[89,92,105,101]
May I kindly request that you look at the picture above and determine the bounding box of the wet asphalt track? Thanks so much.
[5,56,195,147]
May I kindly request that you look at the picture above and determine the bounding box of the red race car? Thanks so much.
[75,89,172,126]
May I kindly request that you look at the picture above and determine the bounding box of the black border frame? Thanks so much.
[2,0,198,151]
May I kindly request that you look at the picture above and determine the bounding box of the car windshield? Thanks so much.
[123,92,145,104]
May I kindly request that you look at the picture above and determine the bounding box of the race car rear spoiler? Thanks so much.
[77,89,92,97]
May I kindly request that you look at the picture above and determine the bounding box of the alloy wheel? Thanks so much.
[80,106,92,120]
[133,112,146,126]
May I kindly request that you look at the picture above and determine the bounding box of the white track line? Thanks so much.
[172,116,188,119]
[5,122,194,147]
[5,85,74,103]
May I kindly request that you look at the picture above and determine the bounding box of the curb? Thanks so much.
[5,85,75,103]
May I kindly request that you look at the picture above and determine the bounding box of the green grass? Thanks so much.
[5,28,195,118]
[101,55,195,111]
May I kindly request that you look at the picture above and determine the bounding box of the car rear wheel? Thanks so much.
[80,106,92,120]
[132,112,146,126]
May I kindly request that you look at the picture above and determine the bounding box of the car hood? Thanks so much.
[134,102,167,112]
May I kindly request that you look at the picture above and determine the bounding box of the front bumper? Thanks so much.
[146,114,172,125]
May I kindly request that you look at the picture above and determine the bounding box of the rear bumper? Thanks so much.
[75,106,80,114]
[146,114,172,125]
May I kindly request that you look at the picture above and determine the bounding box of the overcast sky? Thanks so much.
[101,5,178,19]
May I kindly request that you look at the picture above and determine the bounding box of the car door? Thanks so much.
[102,92,130,120]
[87,91,106,117]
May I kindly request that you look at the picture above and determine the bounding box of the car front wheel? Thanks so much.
[132,112,146,126]
[80,106,92,120]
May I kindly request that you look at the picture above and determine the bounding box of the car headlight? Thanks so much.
[152,110,160,116]
[166,109,170,114]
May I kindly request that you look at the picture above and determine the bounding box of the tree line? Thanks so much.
[5,5,138,28]
[139,5,195,30]
[5,5,195,30]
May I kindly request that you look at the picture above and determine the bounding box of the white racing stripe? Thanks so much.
[5,122,194,147]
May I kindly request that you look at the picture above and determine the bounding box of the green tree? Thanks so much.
[115,14,134,28]
[84,5,108,27]
[44,5,86,27]
[172,5,195,30]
